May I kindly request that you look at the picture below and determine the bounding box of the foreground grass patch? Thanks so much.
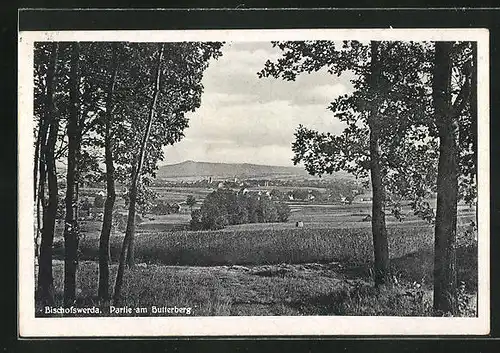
[36,254,477,317]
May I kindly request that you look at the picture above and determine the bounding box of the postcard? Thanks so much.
[18,27,490,336]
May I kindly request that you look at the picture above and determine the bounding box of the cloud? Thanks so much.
[201,92,259,107]
[303,84,350,103]
[162,41,354,166]
[164,139,298,167]
[164,99,346,166]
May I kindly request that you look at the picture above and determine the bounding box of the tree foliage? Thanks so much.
[260,41,437,196]
[191,189,290,230]
[33,40,224,306]
[186,195,197,210]
[259,40,436,287]
[113,41,224,305]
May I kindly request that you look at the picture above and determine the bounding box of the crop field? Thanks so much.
[45,187,478,317]
[150,186,211,204]
[59,226,429,265]
[46,221,478,317]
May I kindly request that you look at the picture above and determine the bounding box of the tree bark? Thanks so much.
[98,43,118,301]
[470,42,477,183]
[63,42,81,306]
[368,41,391,288]
[37,42,59,305]
[34,115,49,264]
[433,41,459,315]
[34,99,50,262]
[114,43,164,305]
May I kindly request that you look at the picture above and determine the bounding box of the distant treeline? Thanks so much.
[151,177,362,190]
[190,189,291,230]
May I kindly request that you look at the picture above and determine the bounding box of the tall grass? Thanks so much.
[54,225,435,266]
[36,261,233,317]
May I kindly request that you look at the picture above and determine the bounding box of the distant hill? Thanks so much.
[156,160,351,180]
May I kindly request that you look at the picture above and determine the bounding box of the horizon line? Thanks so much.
[159,159,303,168]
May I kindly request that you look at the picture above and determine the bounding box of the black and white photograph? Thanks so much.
[18,28,490,336]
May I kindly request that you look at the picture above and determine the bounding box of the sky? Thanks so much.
[162,41,354,167]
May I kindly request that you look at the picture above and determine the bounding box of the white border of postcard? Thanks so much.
[18,28,490,337]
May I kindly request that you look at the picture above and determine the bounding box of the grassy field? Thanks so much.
[46,221,477,317]
[56,225,437,266]
[42,189,477,318]
[40,236,477,317]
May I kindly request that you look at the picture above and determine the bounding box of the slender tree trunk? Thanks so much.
[98,43,118,301]
[368,41,391,288]
[433,41,459,315]
[37,43,59,305]
[63,42,81,306]
[114,43,164,305]
[124,180,138,268]
[470,42,477,187]
[34,117,49,264]
[470,43,478,233]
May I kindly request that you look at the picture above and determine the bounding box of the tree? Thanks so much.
[112,41,223,305]
[63,42,83,305]
[432,41,474,315]
[292,189,309,201]
[113,42,223,270]
[34,41,106,305]
[270,189,284,200]
[276,202,291,222]
[115,43,166,304]
[257,197,278,223]
[62,42,106,305]
[151,199,171,215]
[35,42,59,305]
[366,41,390,287]
[259,40,433,287]
[190,209,203,231]
[199,189,231,230]
[194,189,289,229]
[98,42,119,302]
[186,195,196,211]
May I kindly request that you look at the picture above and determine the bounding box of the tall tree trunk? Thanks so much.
[34,116,49,264]
[433,41,459,315]
[368,41,391,287]
[470,42,477,191]
[37,43,59,305]
[63,42,81,306]
[470,43,478,232]
[114,43,164,305]
[98,43,118,301]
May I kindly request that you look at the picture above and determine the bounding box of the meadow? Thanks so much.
[59,225,436,266]
[43,189,478,317]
